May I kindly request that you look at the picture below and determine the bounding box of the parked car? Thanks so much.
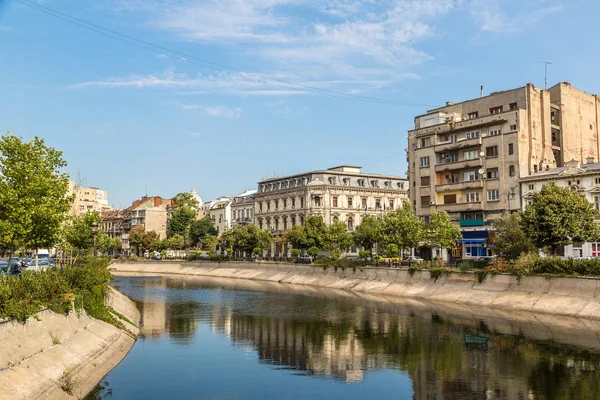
[297,255,313,264]
[0,259,22,276]
[404,256,424,262]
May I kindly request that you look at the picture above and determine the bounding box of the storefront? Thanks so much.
[459,230,490,258]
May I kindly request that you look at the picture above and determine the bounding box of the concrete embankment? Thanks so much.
[111,261,600,320]
[0,288,140,400]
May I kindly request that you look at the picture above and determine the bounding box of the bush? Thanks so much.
[384,244,399,258]
[291,249,301,258]
[359,250,371,259]
[307,246,320,258]
[510,252,539,276]
[457,260,473,272]
[331,249,342,260]
[486,257,510,273]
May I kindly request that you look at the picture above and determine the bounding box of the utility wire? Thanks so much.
[14,0,438,107]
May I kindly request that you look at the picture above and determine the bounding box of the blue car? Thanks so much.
[0,259,22,276]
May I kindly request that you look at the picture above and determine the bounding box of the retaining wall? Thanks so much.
[0,288,140,400]
[111,261,600,320]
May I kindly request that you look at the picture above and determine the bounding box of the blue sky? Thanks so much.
[0,0,598,208]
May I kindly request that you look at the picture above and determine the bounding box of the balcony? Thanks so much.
[435,137,481,152]
[435,180,484,191]
[435,202,484,213]
[415,113,509,137]
[435,159,483,172]
[460,218,484,227]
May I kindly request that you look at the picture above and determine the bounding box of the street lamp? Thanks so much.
[91,222,99,256]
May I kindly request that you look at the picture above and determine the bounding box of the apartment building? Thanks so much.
[68,180,113,216]
[254,165,408,236]
[204,197,233,234]
[408,82,600,258]
[231,189,256,227]
[520,157,600,258]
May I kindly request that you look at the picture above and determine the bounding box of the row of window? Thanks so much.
[259,197,304,212]
[421,143,515,168]
[420,190,501,206]
[466,102,518,120]
[233,209,252,220]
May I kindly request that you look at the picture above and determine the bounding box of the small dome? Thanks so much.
[190,188,203,206]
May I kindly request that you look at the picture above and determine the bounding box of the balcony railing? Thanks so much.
[435,180,484,191]
[435,159,483,172]
[435,202,484,213]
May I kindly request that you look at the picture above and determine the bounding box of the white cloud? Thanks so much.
[470,0,562,33]
[181,104,243,119]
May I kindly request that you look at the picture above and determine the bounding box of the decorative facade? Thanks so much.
[254,165,408,236]
[231,190,256,227]
[408,82,600,258]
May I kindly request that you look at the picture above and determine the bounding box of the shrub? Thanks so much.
[486,257,510,273]
[457,260,474,272]
[434,257,444,268]
[510,252,539,276]
[358,250,371,259]
[291,249,301,258]
[384,244,399,258]
[331,249,342,260]
[307,246,320,258]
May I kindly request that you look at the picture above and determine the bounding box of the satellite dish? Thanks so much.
[478,168,485,175]
[479,151,485,157]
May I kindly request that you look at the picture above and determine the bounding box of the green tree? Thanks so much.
[305,216,328,249]
[291,249,301,258]
[63,212,103,262]
[201,235,218,252]
[385,243,399,258]
[167,234,185,250]
[0,134,72,265]
[128,225,145,256]
[380,202,424,256]
[492,213,536,260]
[352,215,381,252]
[325,220,353,253]
[142,231,160,254]
[167,192,200,245]
[285,224,308,250]
[522,184,600,254]
[423,211,462,258]
[189,216,217,246]
[221,224,273,257]
[307,246,319,258]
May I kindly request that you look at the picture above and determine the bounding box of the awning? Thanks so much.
[458,239,486,243]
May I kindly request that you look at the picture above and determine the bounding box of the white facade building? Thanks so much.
[231,189,256,227]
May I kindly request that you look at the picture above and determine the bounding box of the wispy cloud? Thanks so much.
[181,104,242,119]
[470,0,562,33]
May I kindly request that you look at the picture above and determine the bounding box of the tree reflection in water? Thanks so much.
[107,276,600,400]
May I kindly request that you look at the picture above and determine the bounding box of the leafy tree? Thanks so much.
[96,234,122,256]
[285,224,308,250]
[63,212,103,262]
[325,220,353,253]
[189,216,217,246]
[352,215,381,253]
[385,243,399,258]
[142,231,160,253]
[305,216,328,249]
[167,234,185,250]
[128,225,145,255]
[291,249,301,258]
[522,184,600,254]
[201,235,218,251]
[0,134,72,264]
[307,246,319,258]
[167,192,200,245]
[423,211,462,258]
[221,224,273,256]
[492,213,536,260]
[380,202,424,255]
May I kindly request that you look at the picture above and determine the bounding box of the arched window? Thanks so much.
[347,217,354,231]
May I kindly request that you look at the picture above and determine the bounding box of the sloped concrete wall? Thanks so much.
[0,288,140,400]
[112,261,600,320]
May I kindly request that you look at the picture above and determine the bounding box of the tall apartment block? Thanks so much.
[407,82,600,258]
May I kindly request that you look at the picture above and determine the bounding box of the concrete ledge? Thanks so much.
[111,261,600,321]
[0,289,140,400]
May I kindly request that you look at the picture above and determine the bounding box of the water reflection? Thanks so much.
[96,276,600,399]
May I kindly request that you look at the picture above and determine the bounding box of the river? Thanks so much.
[86,275,600,399]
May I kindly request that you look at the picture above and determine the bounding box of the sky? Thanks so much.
[1,0,598,208]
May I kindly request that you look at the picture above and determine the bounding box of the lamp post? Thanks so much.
[91,222,99,257]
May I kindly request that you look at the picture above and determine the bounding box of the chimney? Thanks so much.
[586,156,595,164]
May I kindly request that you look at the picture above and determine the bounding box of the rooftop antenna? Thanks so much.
[145,184,148,197]
[539,61,552,90]
[480,85,483,98]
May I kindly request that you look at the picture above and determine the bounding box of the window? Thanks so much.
[291,198,295,208]
[362,198,367,208]
[468,112,478,119]
[421,196,431,206]
[534,165,538,173]
[490,106,503,115]
[551,111,556,123]
[275,200,279,210]
[529,184,535,190]
[347,197,353,208]
[283,199,287,209]
[332,196,338,207]
[596,196,600,211]
[440,152,458,163]
[375,199,381,209]
[444,173,459,184]
[486,146,499,157]
[347,218,354,231]
[593,243,600,257]
[487,169,499,179]
[466,192,480,202]
[267,201,271,211]
[420,156,430,167]
[510,124,517,130]
[489,128,501,136]
[466,130,480,139]
[421,176,430,186]
[464,170,477,182]
[420,137,430,147]
[487,190,500,201]
[509,102,518,111]
[389,200,394,209]
[595,178,600,184]
[443,194,457,204]
[464,150,478,160]
[300,198,304,208]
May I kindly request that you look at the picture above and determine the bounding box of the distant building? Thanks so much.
[231,189,256,227]
[408,82,600,258]
[203,197,233,235]
[68,180,113,216]
[254,166,408,254]
[520,157,600,258]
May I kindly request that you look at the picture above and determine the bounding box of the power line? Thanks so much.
[14,0,437,107]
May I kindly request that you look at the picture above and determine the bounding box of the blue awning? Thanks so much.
[458,239,486,243]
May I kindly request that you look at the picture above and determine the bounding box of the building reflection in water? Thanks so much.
[116,276,600,399]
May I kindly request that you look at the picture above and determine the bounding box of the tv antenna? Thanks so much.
[539,61,552,90]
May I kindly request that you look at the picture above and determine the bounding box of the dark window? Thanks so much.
[421,176,430,186]
[509,102,518,111]
[468,112,478,119]
[443,194,457,204]
[509,165,515,177]
[490,106,503,115]
[420,196,431,206]
[486,146,499,157]
[508,143,514,155]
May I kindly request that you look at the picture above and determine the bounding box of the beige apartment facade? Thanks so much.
[254,166,408,254]
[408,82,600,258]
[231,190,256,227]
[68,180,113,216]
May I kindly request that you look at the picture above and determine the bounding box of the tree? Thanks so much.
[285,224,308,250]
[307,246,319,258]
[385,243,399,258]
[142,231,160,254]
[492,213,536,260]
[305,216,328,249]
[220,224,273,257]
[423,211,462,259]
[325,220,353,253]
[167,192,200,246]
[189,216,217,247]
[201,235,218,252]
[0,134,72,265]
[352,215,381,252]
[128,225,145,255]
[167,234,185,250]
[380,202,424,255]
[63,212,103,262]
[522,184,600,254]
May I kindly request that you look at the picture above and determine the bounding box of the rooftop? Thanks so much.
[258,166,405,183]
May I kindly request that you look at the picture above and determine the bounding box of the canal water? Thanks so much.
[87,275,600,399]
